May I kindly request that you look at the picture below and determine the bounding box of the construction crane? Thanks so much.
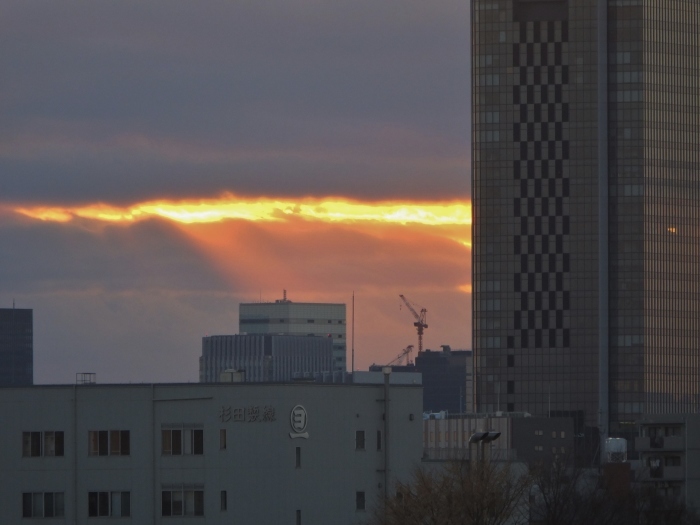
[399,294,428,353]
[387,345,414,367]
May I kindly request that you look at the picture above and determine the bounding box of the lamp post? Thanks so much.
[469,431,502,463]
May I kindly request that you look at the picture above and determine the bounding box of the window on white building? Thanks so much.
[22,492,65,518]
[88,491,130,517]
[88,430,130,456]
[162,428,203,455]
[22,431,64,457]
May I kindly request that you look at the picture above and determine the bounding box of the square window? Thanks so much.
[356,491,366,511]
[355,430,365,451]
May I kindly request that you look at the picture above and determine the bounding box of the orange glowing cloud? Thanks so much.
[14,193,471,228]
[6,193,473,372]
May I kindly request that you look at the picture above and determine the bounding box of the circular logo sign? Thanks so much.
[290,405,308,433]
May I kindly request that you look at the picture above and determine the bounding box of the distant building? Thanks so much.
[0,307,33,386]
[415,346,472,414]
[199,334,333,383]
[423,412,574,466]
[371,346,472,414]
[0,381,422,523]
[635,414,700,507]
[239,293,346,371]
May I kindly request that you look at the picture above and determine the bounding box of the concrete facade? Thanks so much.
[0,382,423,524]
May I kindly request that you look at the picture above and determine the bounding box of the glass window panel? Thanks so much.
[172,430,182,455]
[161,491,172,517]
[88,431,99,456]
[193,429,204,455]
[172,490,183,516]
[184,490,195,516]
[98,431,109,456]
[120,431,130,455]
[194,491,204,516]
[44,431,55,456]
[162,430,172,455]
[44,492,54,517]
[184,429,192,455]
[110,430,121,455]
[23,493,32,518]
[32,492,43,517]
[98,491,109,516]
[55,431,64,457]
[121,492,130,517]
[111,492,121,517]
[31,432,41,457]
[89,492,98,517]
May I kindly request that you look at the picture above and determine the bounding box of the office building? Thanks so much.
[199,334,334,382]
[371,346,473,414]
[240,293,347,371]
[0,307,33,386]
[0,381,422,524]
[471,1,700,445]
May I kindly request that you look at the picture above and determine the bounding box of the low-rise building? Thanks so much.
[0,381,422,524]
[635,414,700,507]
[423,413,574,465]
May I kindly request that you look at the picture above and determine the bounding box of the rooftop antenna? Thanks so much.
[352,291,355,372]
[283,289,287,301]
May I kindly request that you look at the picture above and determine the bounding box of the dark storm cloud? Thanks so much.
[0,0,470,204]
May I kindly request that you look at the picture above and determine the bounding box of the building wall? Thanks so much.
[240,301,347,372]
[0,382,423,524]
[423,415,573,465]
[635,414,700,508]
[0,308,33,386]
[200,334,334,382]
[472,0,601,431]
[472,0,700,442]
[415,349,471,414]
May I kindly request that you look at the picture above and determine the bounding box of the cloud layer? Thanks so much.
[0,0,471,383]
[1,0,470,204]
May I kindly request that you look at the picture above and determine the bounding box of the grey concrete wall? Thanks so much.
[0,382,423,524]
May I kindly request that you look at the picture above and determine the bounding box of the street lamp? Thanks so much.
[469,431,501,462]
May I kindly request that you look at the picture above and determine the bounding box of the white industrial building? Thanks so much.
[1,380,422,524]
[239,294,346,371]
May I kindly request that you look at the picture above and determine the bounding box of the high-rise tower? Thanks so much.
[471,1,700,444]
[239,294,347,372]
[0,307,33,386]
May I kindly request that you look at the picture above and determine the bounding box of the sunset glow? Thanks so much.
[14,194,471,228]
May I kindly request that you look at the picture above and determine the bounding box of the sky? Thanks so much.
[0,0,472,383]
